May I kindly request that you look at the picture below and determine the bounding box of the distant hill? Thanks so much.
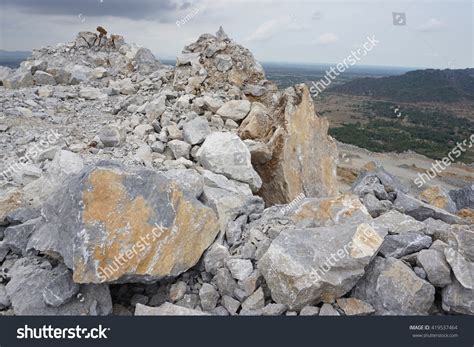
[329,68,474,102]
[0,50,31,68]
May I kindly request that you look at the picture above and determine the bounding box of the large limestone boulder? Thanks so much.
[258,222,387,310]
[252,84,338,205]
[353,257,435,315]
[27,162,220,283]
[419,185,457,214]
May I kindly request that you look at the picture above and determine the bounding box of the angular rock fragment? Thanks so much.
[135,302,209,316]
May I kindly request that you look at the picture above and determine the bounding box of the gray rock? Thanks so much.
[215,54,233,72]
[299,306,320,316]
[416,249,452,287]
[2,217,42,255]
[168,139,191,159]
[183,117,211,145]
[447,227,474,262]
[363,194,392,217]
[262,303,287,316]
[79,87,106,100]
[258,222,387,310]
[373,210,426,234]
[241,287,265,311]
[5,207,41,225]
[379,231,432,258]
[319,303,340,316]
[336,298,374,316]
[42,265,80,307]
[169,281,187,302]
[176,294,199,309]
[444,248,473,289]
[3,69,34,89]
[204,243,230,275]
[34,71,56,85]
[196,132,261,192]
[214,268,237,297]
[442,279,474,314]
[222,295,240,315]
[225,258,253,281]
[0,284,11,309]
[216,100,251,122]
[163,169,204,199]
[394,192,463,224]
[27,162,220,283]
[449,184,474,210]
[353,257,435,315]
[135,302,209,316]
[99,126,122,147]
[6,257,112,315]
[131,294,149,307]
[199,283,219,311]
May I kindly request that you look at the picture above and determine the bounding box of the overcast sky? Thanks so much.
[0,0,472,68]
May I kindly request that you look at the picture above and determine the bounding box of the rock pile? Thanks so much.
[0,27,472,316]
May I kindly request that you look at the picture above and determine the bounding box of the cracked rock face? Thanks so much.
[253,84,339,206]
[27,162,220,283]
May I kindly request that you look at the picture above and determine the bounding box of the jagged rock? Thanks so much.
[416,249,452,287]
[225,258,253,281]
[353,162,408,196]
[2,69,34,89]
[379,231,432,258]
[216,100,251,122]
[168,139,191,159]
[34,71,56,85]
[447,227,474,262]
[214,268,238,297]
[319,304,340,316]
[79,87,106,100]
[449,184,474,210]
[299,306,320,316]
[197,132,261,192]
[336,298,374,316]
[135,302,208,316]
[27,162,220,283]
[252,84,338,205]
[442,279,474,314]
[241,287,265,311]
[0,284,10,309]
[199,283,219,311]
[6,257,112,315]
[183,117,211,145]
[258,222,386,310]
[419,185,457,214]
[1,217,43,255]
[239,102,271,140]
[262,303,287,316]
[169,281,187,302]
[222,295,240,315]
[394,192,464,224]
[42,264,80,307]
[5,207,41,225]
[444,248,473,289]
[99,126,123,147]
[373,210,426,234]
[353,257,435,315]
[204,243,230,275]
[363,193,392,217]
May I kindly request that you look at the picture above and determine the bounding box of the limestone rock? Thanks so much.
[252,84,338,205]
[379,231,432,258]
[216,100,251,122]
[442,279,474,314]
[336,298,374,316]
[416,249,452,287]
[27,162,220,283]
[196,132,262,192]
[419,185,457,214]
[353,257,435,315]
[135,302,209,316]
[258,222,387,310]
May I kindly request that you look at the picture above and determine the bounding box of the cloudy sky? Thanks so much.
[0,0,472,68]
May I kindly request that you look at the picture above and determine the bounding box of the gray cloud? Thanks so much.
[1,0,197,21]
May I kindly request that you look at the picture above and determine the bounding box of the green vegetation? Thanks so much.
[329,101,474,163]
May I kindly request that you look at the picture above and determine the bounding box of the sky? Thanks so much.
[0,0,472,69]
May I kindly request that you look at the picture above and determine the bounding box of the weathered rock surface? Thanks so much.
[353,257,435,315]
[28,162,220,283]
[252,84,338,205]
[135,302,209,316]
[258,222,386,310]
